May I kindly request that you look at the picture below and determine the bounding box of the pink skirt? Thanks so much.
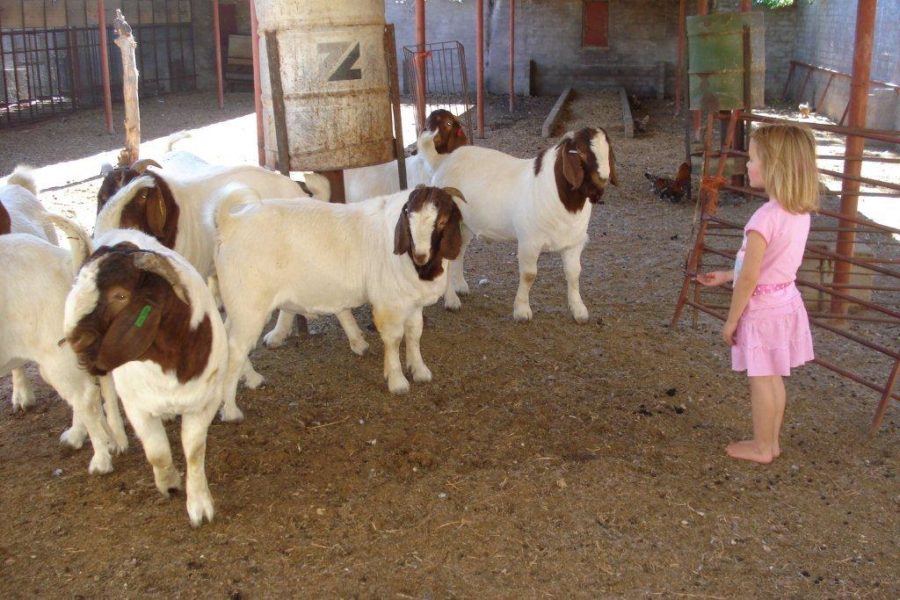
[732,286,814,377]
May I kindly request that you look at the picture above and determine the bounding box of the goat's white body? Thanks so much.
[67,229,227,526]
[1,178,58,244]
[94,165,331,396]
[95,165,305,278]
[1,233,126,473]
[215,187,447,411]
[343,131,444,202]
[432,144,595,321]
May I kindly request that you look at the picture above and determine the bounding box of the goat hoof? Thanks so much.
[11,390,36,411]
[444,296,462,312]
[262,330,289,348]
[513,305,533,321]
[410,366,433,383]
[349,338,370,356]
[88,453,113,475]
[59,427,87,449]
[242,371,265,390]
[571,305,589,323]
[387,374,410,395]
[220,405,245,423]
[187,493,215,527]
[155,470,183,497]
[110,436,129,455]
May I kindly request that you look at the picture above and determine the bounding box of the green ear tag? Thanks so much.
[134,304,153,328]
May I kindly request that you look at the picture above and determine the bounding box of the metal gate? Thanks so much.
[1,0,196,128]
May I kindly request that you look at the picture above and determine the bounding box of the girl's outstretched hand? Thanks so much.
[721,319,738,346]
[696,271,732,287]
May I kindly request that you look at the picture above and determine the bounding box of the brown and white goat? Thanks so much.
[65,229,227,526]
[433,127,618,322]
[1,216,126,474]
[213,183,464,417]
[342,109,468,202]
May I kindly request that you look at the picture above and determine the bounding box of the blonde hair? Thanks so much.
[750,124,820,214]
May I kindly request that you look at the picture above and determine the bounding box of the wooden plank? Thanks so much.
[619,86,634,138]
[541,86,572,138]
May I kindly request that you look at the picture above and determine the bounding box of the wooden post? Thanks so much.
[98,0,114,134]
[213,0,225,109]
[113,9,140,165]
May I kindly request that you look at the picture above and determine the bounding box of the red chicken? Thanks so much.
[645,161,692,203]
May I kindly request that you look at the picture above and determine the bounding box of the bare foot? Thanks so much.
[773,444,781,459]
[726,440,775,464]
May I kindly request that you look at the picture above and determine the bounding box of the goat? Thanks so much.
[93,164,341,415]
[432,127,618,322]
[259,110,467,347]
[342,109,468,202]
[64,228,227,526]
[1,167,59,411]
[1,216,127,474]
[213,184,464,416]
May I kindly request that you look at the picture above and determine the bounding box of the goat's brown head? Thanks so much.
[65,243,211,382]
[553,128,619,213]
[109,174,180,249]
[0,200,10,235]
[97,158,161,213]
[427,109,468,154]
[393,186,465,281]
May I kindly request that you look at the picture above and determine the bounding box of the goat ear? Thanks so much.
[607,143,619,186]
[438,203,464,261]
[144,188,168,238]
[393,204,411,256]
[95,300,161,372]
[561,142,585,188]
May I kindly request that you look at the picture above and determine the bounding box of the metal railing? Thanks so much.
[673,110,900,434]
[402,39,473,142]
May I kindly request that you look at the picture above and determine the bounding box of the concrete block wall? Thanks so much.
[385,0,479,96]
[791,0,899,131]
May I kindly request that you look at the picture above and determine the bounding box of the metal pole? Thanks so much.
[831,0,877,318]
[415,0,426,133]
[212,0,224,109]
[509,0,515,112]
[476,0,485,138]
[674,0,686,115]
[98,0,113,133]
[250,0,264,166]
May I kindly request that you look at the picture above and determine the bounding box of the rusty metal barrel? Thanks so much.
[255,1,394,172]
[687,12,765,111]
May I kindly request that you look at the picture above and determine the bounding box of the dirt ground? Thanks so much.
[0,90,897,599]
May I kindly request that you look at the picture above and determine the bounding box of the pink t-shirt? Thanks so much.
[734,198,810,285]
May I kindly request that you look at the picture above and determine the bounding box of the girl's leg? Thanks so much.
[772,375,786,458]
[727,375,779,464]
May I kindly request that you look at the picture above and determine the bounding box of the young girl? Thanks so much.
[697,124,819,464]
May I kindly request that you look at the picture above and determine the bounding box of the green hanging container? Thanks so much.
[687,12,765,111]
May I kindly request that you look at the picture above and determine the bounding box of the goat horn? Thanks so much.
[441,186,467,203]
[132,251,189,305]
[131,158,162,173]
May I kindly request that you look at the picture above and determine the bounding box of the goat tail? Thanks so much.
[47,214,93,275]
[212,182,261,233]
[8,166,38,196]
[166,130,192,151]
